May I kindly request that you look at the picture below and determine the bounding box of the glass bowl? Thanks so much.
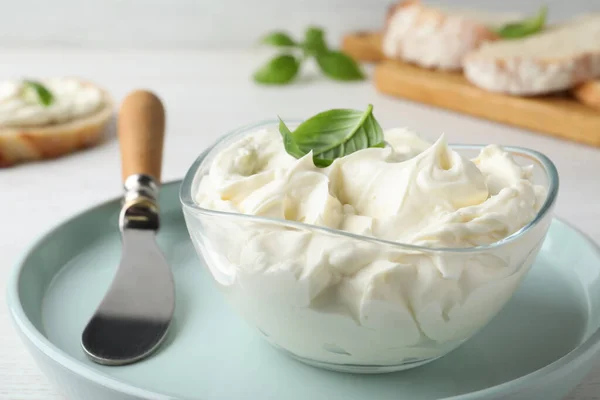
[179,120,559,374]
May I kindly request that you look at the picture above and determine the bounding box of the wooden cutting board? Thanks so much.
[342,32,600,147]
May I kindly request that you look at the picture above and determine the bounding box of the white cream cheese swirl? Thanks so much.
[0,78,103,127]
[197,127,544,246]
[192,126,548,366]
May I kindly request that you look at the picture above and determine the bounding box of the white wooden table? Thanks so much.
[1,49,599,400]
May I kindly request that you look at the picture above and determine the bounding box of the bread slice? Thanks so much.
[382,0,521,70]
[573,80,600,111]
[0,81,113,167]
[464,15,600,95]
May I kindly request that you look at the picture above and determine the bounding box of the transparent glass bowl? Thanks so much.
[180,121,559,373]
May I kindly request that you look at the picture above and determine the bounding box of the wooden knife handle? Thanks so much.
[118,90,165,183]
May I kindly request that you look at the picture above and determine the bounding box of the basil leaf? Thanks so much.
[253,55,300,85]
[303,26,328,56]
[279,104,384,167]
[496,6,547,39]
[261,31,296,47]
[23,80,54,107]
[278,117,305,158]
[316,51,365,81]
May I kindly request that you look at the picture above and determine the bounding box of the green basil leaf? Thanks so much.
[260,31,296,47]
[303,26,328,56]
[278,117,305,158]
[23,80,54,107]
[496,6,547,39]
[279,104,384,167]
[316,51,365,81]
[253,55,300,85]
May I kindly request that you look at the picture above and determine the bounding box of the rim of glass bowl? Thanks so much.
[180,120,559,254]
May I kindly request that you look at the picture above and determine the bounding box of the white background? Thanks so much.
[1,1,600,399]
[0,0,597,49]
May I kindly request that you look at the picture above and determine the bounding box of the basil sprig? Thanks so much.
[22,80,54,107]
[254,26,365,85]
[253,55,299,84]
[496,6,547,39]
[278,104,384,167]
[302,26,328,57]
[316,51,365,81]
[260,32,296,47]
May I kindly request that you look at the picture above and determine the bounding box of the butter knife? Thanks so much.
[81,90,175,366]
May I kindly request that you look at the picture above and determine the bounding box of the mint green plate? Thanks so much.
[7,181,600,400]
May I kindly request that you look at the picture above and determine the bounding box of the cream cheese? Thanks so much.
[191,126,547,366]
[0,78,103,127]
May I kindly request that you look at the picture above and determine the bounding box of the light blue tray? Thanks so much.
[7,181,600,400]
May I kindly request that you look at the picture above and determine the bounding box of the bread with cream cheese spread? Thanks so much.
[463,14,600,95]
[382,0,521,70]
[0,80,113,167]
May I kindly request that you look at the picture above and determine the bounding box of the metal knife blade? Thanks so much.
[82,177,175,366]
